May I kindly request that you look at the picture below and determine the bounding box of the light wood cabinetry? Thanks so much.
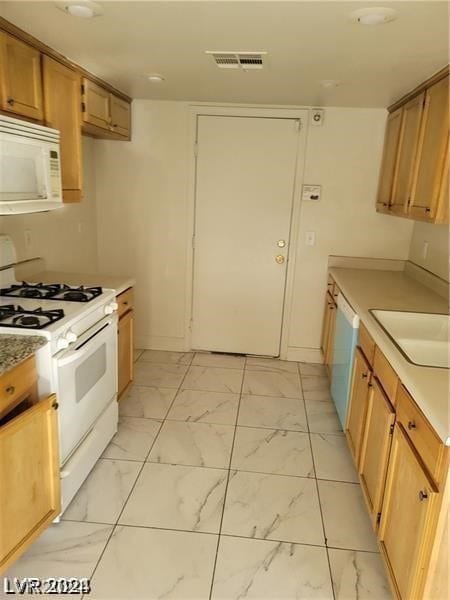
[376,108,403,212]
[321,276,340,375]
[341,299,449,598]
[43,56,83,203]
[0,31,43,120]
[379,423,439,599]
[0,358,60,574]
[376,68,449,224]
[359,377,396,528]
[82,78,131,140]
[346,346,371,464]
[409,75,449,222]
[117,287,134,399]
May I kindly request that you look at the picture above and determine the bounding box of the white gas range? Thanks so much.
[0,238,119,514]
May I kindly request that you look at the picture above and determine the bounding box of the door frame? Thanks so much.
[184,104,309,358]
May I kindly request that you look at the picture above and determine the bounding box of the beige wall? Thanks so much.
[0,137,99,272]
[95,101,415,354]
[408,221,449,281]
[287,107,414,356]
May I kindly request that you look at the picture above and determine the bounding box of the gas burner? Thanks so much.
[0,305,65,329]
[0,282,103,302]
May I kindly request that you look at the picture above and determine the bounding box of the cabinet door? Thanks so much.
[346,347,371,466]
[0,395,60,572]
[390,93,424,215]
[43,56,82,203]
[409,75,449,221]
[118,310,134,399]
[376,108,403,212]
[110,94,131,138]
[82,78,111,130]
[379,424,438,599]
[0,32,43,120]
[321,292,332,359]
[359,377,395,528]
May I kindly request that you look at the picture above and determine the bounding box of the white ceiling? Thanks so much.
[1,1,448,107]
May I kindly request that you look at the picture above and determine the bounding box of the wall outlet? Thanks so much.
[24,229,32,249]
[305,231,316,246]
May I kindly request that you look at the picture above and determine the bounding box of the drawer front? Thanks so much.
[373,347,398,404]
[0,356,37,418]
[117,287,134,319]
[359,322,376,366]
[396,384,444,483]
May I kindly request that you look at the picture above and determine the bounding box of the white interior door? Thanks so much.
[191,115,300,356]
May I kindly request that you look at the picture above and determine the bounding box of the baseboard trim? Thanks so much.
[134,335,186,351]
[286,347,323,363]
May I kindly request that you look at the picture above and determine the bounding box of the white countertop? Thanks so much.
[329,267,449,446]
[27,270,135,297]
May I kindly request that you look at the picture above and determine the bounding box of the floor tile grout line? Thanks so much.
[86,360,195,588]
[298,362,337,600]
[207,363,246,600]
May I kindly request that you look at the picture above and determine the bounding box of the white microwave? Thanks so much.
[0,114,63,214]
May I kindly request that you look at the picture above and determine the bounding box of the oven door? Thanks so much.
[54,314,118,463]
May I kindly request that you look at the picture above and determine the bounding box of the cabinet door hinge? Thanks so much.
[389,423,395,435]
[81,84,85,95]
[376,512,382,525]
[81,102,86,113]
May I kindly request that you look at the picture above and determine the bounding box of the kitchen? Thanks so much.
[0,1,448,598]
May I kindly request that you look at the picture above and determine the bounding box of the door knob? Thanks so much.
[277,240,286,248]
[275,255,285,264]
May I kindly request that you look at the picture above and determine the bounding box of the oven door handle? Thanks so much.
[56,317,115,368]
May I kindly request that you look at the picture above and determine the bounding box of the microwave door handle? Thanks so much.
[57,318,115,368]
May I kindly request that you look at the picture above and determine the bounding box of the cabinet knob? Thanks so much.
[52,401,59,410]
[7,97,14,106]
[5,385,15,394]
[425,208,431,213]
[418,490,428,502]
[362,372,368,379]
[407,420,416,430]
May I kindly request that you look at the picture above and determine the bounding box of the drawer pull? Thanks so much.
[7,97,15,106]
[419,490,428,502]
[407,420,416,430]
[123,301,128,306]
[52,401,59,410]
[5,385,15,395]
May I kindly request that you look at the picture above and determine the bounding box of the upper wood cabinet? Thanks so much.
[409,75,449,222]
[376,69,449,224]
[82,77,131,139]
[376,108,403,212]
[390,93,425,216]
[0,31,43,120]
[43,56,83,203]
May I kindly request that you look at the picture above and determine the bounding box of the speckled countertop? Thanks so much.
[0,335,47,376]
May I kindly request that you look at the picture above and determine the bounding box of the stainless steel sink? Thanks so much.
[370,310,450,369]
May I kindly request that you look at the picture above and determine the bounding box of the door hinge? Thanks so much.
[81,102,86,113]
[389,423,395,435]
[376,512,382,525]
[81,83,85,95]
[194,141,198,157]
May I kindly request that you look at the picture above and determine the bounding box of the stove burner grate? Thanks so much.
[0,305,65,329]
[0,282,103,302]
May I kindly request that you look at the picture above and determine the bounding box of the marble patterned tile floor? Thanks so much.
[4,352,392,600]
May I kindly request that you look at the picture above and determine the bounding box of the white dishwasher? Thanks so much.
[330,293,360,429]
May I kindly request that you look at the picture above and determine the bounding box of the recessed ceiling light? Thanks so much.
[56,1,103,18]
[320,80,341,89]
[350,7,398,26]
[147,74,165,83]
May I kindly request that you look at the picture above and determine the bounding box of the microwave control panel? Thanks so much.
[49,149,61,198]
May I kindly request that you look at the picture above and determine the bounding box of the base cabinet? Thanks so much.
[117,287,134,399]
[379,424,438,599]
[0,359,60,574]
[346,346,371,463]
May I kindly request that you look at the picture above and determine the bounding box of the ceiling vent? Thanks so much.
[205,51,267,70]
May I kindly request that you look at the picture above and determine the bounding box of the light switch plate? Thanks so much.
[302,184,321,202]
[305,231,316,246]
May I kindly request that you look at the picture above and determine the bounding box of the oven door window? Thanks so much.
[75,343,107,403]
